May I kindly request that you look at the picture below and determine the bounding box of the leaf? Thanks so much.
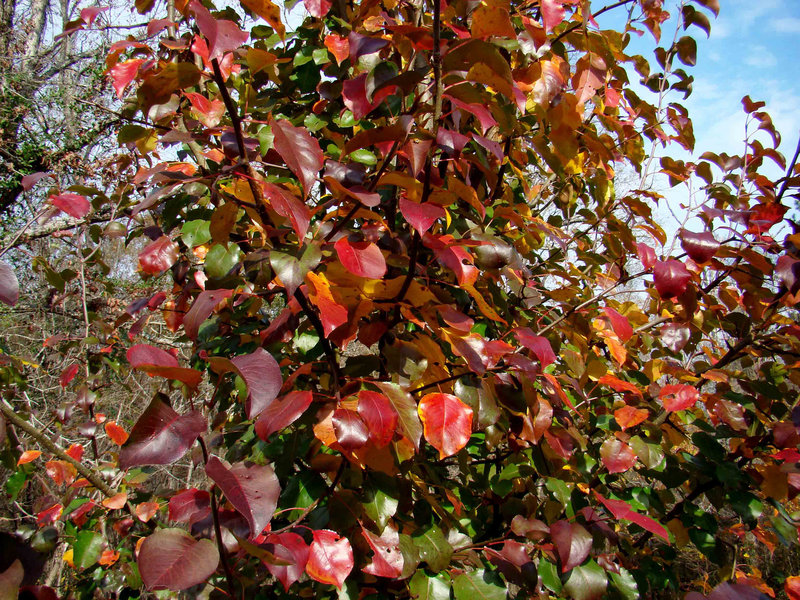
[541,0,567,32]
[255,390,314,441]
[675,36,697,66]
[412,524,452,573]
[59,363,79,387]
[261,182,311,240]
[137,528,219,591]
[168,488,211,524]
[332,408,369,451]
[357,390,398,448]
[21,171,51,191]
[453,569,506,600]
[471,4,516,39]
[325,34,349,65]
[551,520,592,573]
[563,560,607,600]
[653,259,691,298]
[361,526,403,578]
[306,529,353,589]
[602,307,633,342]
[399,197,445,234]
[49,193,90,218]
[239,0,285,39]
[270,119,324,198]
[372,383,422,451]
[600,438,637,474]
[679,230,719,263]
[0,260,19,306]
[786,576,800,600]
[269,247,322,298]
[514,328,557,367]
[127,344,203,388]
[262,532,309,591]
[409,570,451,600]
[119,396,206,468]
[17,450,42,465]
[306,272,348,337]
[204,242,243,279]
[660,322,690,352]
[304,0,331,18]
[0,560,23,600]
[613,406,649,431]
[183,288,233,340]
[659,383,699,412]
[190,0,248,61]
[73,530,104,570]
[229,348,283,418]
[594,492,669,542]
[334,237,386,279]
[205,457,280,539]
[139,236,179,275]
[138,62,201,109]
[45,460,77,485]
[637,243,656,269]
[418,393,473,459]
[598,374,641,397]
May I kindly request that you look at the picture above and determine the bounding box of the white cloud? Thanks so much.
[744,46,778,67]
[773,16,800,33]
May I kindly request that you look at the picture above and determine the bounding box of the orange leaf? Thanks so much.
[418,393,473,459]
[105,421,129,445]
[135,501,160,522]
[45,460,77,486]
[785,576,800,600]
[599,374,642,397]
[65,443,84,462]
[614,406,649,430]
[98,549,120,566]
[102,492,128,510]
[17,450,42,465]
[471,4,517,40]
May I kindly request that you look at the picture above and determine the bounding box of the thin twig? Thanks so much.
[775,132,800,204]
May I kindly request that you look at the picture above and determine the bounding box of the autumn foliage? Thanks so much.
[1,0,800,598]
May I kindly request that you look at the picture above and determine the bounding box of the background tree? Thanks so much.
[1,0,799,598]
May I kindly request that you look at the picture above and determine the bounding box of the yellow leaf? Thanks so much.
[239,0,285,38]
[63,548,74,568]
[463,284,507,324]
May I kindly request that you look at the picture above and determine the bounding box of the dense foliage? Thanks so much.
[1,0,800,598]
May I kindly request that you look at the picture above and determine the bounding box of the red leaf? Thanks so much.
[304,0,332,18]
[550,520,592,572]
[45,460,77,485]
[255,390,314,441]
[600,438,637,473]
[399,197,445,234]
[66,443,84,461]
[514,328,557,367]
[108,59,145,97]
[306,530,353,589]
[637,242,656,269]
[49,193,90,218]
[135,501,160,522]
[747,202,787,234]
[357,390,398,448]
[261,182,311,240]
[660,322,690,352]
[613,406,649,431]
[183,288,233,340]
[37,504,63,526]
[139,236,179,275]
[334,237,386,279]
[270,118,324,198]
[60,364,80,387]
[324,34,349,65]
[306,272,348,337]
[659,384,699,412]
[594,492,669,542]
[168,488,211,525]
[786,576,800,600]
[361,526,403,578]
[127,344,203,388]
[0,260,18,307]
[373,381,422,450]
[189,0,248,61]
[418,393,473,459]
[21,172,51,191]
[119,396,206,469]
[205,457,280,539]
[262,532,309,591]
[332,408,369,451]
[598,374,642,397]
[541,0,565,32]
[679,229,720,263]
[70,500,97,527]
[653,259,691,298]
[602,307,633,342]
[80,6,108,25]
[227,348,283,418]
[137,528,219,591]
[424,233,478,286]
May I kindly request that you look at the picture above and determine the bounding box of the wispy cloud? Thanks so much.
[744,46,778,67]
[774,17,800,33]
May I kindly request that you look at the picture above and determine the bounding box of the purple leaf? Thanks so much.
[21,172,51,191]
[168,488,211,525]
[270,119,323,199]
[137,528,219,591]
[262,532,309,591]
[653,259,691,298]
[230,348,283,418]
[514,328,556,367]
[0,260,19,306]
[183,289,233,340]
[776,254,800,295]
[550,520,592,573]
[126,344,203,388]
[348,31,388,61]
[255,390,314,441]
[190,0,248,61]
[332,408,369,451]
[679,229,720,263]
[205,457,280,539]
[261,182,310,239]
[119,396,206,469]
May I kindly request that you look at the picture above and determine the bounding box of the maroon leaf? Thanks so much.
[137,528,219,591]
[270,118,324,198]
[399,197,445,234]
[126,344,203,388]
[190,0,248,61]
[600,438,637,474]
[306,530,353,589]
[361,525,403,578]
[660,322,690,352]
[679,230,720,263]
[205,457,280,539]
[261,182,311,240]
[594,492,669,541]
[348,31,388,61]
[373,381,422,450]
[183,289,233,340]
[21,172,51,191]
[304,0,332,18]
[550,520,592,573]
[119,396,206,468]
[418,393,473,459]
[659,384,699,412]
[0,261,19,307]
[653,259,691,298]
[49,193,90,219]
[255,390,314,441]
[332,408,369,451]
[60,364,80,388]
[514,328,556,367]
[262,532,309,591]
[334,237,386,279]
[637,242,657,269]
[139,236,179,275]
[602,307,633,342]
[776,255,800,295]
[230,348,283,418]
[357,390,398,448]
[168,488,211,525]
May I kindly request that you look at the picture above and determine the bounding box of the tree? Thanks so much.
[1,0,799,598]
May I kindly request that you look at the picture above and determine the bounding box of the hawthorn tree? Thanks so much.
[1,0,800,598]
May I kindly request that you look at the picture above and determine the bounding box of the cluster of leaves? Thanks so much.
[2,0,800,598]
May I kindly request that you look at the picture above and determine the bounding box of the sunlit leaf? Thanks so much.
[418,393,473,459]
[306,529,353,589]
[551,520,592,573]
[255,390,314,441]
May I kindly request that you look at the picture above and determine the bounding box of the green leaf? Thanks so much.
[5,469,27,501]
[563,560,607,600]
[629,436,665,471]
[118,125,149,143]
[609,567,638,600]
[73,530,104,570]
[279,470,325,521]
[181,220,212,248]
[204,242,243,279]
[409,569,451,600]
[538,558,562,593]
[411,524,452,573]
[349,149,378,166]
[453,569,506,600]
[362,475,399,530]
